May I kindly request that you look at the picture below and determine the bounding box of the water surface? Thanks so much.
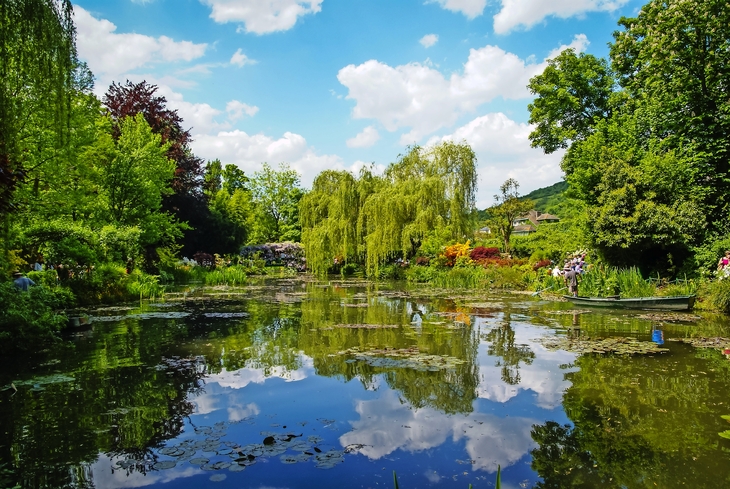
[2,278,730,488]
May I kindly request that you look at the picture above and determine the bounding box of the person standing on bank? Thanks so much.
[564,266,579,297]
[12,271,35,291]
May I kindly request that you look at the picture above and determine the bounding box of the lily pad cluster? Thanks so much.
[114,422,346,476]
[337,346,466,371]
[202,312,250,318]
[635,312,701,322]
[539,336,670,355]
[91,311,192,322]
[330,324,399,329]
[666,337,730,350]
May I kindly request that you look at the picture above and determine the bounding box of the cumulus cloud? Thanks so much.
[74,5,207,88]
[426,112,564,206]
[346,126,380,148]
[230,48,256,66]
[493,0,630,34]
[337,35,588,144]
[429,0,487,19]
[191,129,345,187]
[226,100,260,121]
[202,0,323,34]
[419,34,439,48]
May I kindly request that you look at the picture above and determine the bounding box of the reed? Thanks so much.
[203,265,248,286]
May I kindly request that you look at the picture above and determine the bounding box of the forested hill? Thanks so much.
[521,181,568,214]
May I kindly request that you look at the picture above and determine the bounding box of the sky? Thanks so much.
[73,0,645,208]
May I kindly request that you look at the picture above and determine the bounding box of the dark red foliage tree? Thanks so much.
[103,80,203,196]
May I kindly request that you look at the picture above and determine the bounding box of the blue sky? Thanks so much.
[73,0,644,207]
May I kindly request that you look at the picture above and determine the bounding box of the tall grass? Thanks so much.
[203,265,248,286]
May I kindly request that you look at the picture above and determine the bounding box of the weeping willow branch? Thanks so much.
[0,0,77,215]
[300,141,477,277]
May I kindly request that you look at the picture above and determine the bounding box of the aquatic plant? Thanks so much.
[204,266,248,286]
[719,415,730,440]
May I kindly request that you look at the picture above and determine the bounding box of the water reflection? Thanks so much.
[339,390,538,471]
[2,279,730,488]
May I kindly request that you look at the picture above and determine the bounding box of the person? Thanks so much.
[12,271,35,291]
[718,251,730,271]
[551,265,562,278]
[564,266,579,297]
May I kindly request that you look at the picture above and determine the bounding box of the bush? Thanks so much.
[470,247,500,261]
[532,259,552,271]
[0,283,71,355]
[699,280,730,312]
[442,241,471,267]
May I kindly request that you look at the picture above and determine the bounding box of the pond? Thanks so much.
[2,277,730,488]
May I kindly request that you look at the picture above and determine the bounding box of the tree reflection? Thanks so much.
[484,311,535,385]
[530,344,730,488]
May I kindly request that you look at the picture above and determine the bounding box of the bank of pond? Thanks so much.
[2,278,730,488]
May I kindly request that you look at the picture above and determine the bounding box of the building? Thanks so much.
[512,210,560,235]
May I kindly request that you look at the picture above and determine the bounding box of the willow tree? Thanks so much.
[362,141,477,276]
[0,0,76,215]
[299,168,381,276]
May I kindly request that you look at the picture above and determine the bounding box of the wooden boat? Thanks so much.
[563,295,696,311]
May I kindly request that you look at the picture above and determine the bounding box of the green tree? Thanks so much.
[300,169,371,276]
[95,113,180,249]
[528,49,614,154]
[0,0,76,216]
[361,142,477,275]
[487,179,534,254]
[249,162,304,244]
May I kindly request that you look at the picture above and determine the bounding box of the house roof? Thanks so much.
[536,213,560,221]
[512,224,536,233]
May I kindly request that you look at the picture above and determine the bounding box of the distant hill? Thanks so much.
[477,180,583,221]
[522,181,567,206]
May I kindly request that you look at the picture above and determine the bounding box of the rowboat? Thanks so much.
[563,295,696,311]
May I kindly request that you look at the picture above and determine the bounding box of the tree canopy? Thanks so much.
[300,141,477,276]
[528,0,730,273]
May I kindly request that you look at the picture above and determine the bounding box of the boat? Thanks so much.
[563,295,696,311]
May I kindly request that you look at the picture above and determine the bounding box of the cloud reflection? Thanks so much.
[339,391,538,472]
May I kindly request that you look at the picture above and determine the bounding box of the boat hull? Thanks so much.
[563,295,696,311]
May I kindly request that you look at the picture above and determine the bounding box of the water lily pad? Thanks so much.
[202,312,250,318]
[229,463,247,472]
[153,460,177,470]
[209,474,227,482]
[189,457,209,466]
[539,336,670,355]
[159,447,183,456]
[280,454,299,464]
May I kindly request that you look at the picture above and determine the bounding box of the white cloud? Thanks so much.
[191,129,345,187]
[337,35,588,144]
[419,34,439,48]
[230,48,256,66]
[346,126,380,148]
[426,112,565,206]
[429,0,487,19]
[226,100,260,121]
[493,0,630,34]
[202,0,323,34]
[74,6,207,88]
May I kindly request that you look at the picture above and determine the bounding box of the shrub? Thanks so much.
[193,252,215,269]
[699,280,730,312]
[532,259,552,271]
[470,246,500,261]
[0,283,71,355]
[442,241,471,267]
[415,256,430,266]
